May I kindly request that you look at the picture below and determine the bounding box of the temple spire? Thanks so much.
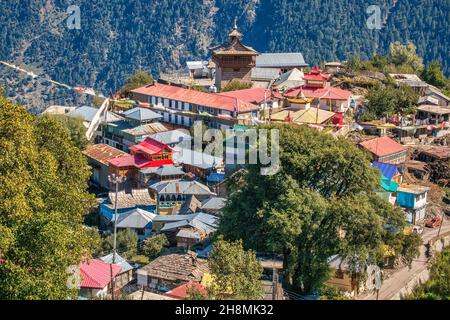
[229,17,243,40]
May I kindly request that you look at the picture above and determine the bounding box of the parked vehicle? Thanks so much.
[425,215,442,228]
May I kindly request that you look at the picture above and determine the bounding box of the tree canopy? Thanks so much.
[219,124,420,295]
[208,236,263,300]
[121,70,154,97]
[0,92,96,299]
[407,247,450,300]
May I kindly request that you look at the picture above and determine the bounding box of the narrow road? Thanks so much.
[359,220,450,300]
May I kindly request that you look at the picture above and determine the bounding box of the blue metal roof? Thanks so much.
[207,172,225,183]
[372,162,399,180]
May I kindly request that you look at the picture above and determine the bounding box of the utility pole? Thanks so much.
[108,173,126,300]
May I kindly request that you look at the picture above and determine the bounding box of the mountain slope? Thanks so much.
[0,0,449,111]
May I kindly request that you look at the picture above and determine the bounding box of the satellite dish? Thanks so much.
[202,60,209,66]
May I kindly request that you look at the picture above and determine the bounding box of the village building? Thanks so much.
[324,61,345,74]
[173,146,224,179]
[99,189,155,223]
[78,259,122,299]
[284,66,353,113]
[83,144,128,190]
[186,61,211,80]
[67,106,123,142]
[108,137,174,189]
[416,105,450,125]
[200,197,226,215]
[149,180,215,214]
[149,129,192,148]
[99,253,134,291]
[423,86,450,107]
[270,106,337,127]
[219,87,283,110]
[138,164,186,187]
[114,208,156,240]
[153,212,219,248]
[358,136,408,165]
[273,68,305,92]
[325,255,376,297]
[165,281,208,300]
[130,82,260,130]
[418,146,450,163]
[102,107,167,151]
[139,253,209,292]
[396,184,430,225]
[210,21,258,90]
[256,52,308,73]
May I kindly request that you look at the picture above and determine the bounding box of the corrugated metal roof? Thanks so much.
[150,129,192,146]
[201,197,226,210]
[256,53,308,68]
[123,107,163,121]
[251,67,280,80]
[116,208,155,229]
[100,253,133,273]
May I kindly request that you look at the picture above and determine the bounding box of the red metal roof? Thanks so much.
[108,154,173,169]
[164,281,207,299]
[80,259,122,289]
[131,83,259,112]
[359,136,407,157]
[303,65,330,81]
[285,86,352,101]
[219,87,283,104]
[129,137,173,155]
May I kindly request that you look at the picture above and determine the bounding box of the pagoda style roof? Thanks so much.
[210,22,257,56]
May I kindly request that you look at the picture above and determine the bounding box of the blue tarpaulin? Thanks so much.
[372,162,399,180]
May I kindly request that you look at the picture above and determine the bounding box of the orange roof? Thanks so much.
[131,83,259,113]
[165,281,207,299]
[359,136,407,157]
[219,87,283,104]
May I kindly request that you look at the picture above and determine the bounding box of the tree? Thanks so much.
[220,124,420,295]
[0,92,96,299]
[101,229,139,259]
[388,42,424,73]
[221,80,252,92]
[365,84,418,119]
[121,70,154,97]
[407,247,450,300]
[421,61,450,90]
[43,114,89,150]
[142,234,169,260]
[208,236,263,300]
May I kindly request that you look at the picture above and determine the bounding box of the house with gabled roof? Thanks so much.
[153,212,219,248]
[108,137,174,189]
[102,107,167,151]
[149,180,216,213]
[359,136,408,165]
[78,259,122,299]
[99,253,134,291]
[139,253,209,292]
[83,144,128,190]
[115,208,156,240]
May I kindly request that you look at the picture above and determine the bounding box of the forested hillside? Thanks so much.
[1,0,449,111]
